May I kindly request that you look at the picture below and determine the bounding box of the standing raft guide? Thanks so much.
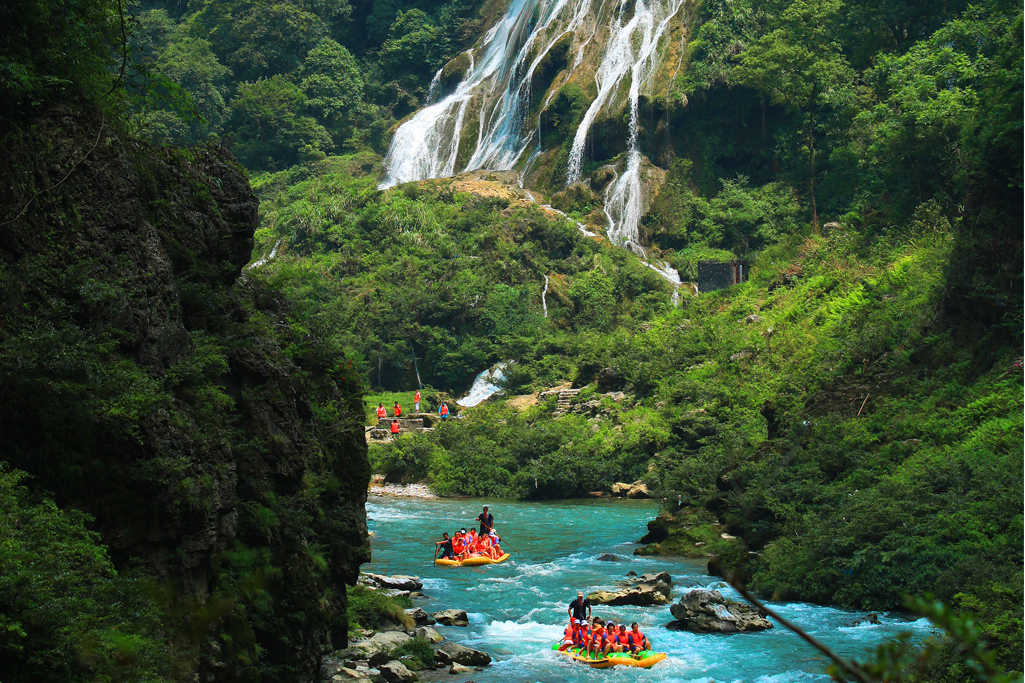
[434,505,510,566]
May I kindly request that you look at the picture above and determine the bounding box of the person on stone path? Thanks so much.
[414,390,421,412]
[393,401,402,417]
[435,532,454,560]
[376,403,387,420]
[476,505,494,535]
[390,419,400,435]
[439,402,449,419]
[568,591,591,622]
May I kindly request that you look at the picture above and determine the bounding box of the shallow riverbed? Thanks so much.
[365,497,932,682]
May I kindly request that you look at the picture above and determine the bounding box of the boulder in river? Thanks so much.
[588,571,672,606]
[404,607,435,625]
[434,641,492,666]
[362,573,424,591]
[412,626,444,643]
[666,589,773,632]
[850,612,881,626]
[431,609,469,627]
[449,662,473,674]
[596,553,622,562]
[378,660,419,683]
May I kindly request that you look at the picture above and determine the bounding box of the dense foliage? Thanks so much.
[0,0,1020,679]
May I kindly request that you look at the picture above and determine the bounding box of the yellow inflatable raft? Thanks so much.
[434,553,510,567]
[553,645,667,669]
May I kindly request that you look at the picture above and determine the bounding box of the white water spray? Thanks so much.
[541,274,550,317]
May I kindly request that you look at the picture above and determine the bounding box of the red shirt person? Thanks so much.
[390,420,400,434]
[394,402,402,416]
[376,403,387,419]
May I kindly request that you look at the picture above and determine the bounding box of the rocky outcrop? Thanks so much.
[432,609,469,627]
[378,660,419,683]
[588,572,672,606]
[363,573,424,591]
[412,626,444,643]
[405,607,435,625]
[666,589,773,633]
[353,632,412,657]
[0,104,370,682]
[434,642,492,666]
[611,481,649,498]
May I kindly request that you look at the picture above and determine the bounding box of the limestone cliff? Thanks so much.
[0,104,370,682]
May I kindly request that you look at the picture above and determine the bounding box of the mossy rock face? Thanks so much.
[440,52,472,99]
[0,103,371,682]
[551,182,598,213]
[539,82,592,151]
[528,32,574,114]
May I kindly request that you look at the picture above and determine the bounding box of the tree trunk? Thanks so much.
[808,104,818,232]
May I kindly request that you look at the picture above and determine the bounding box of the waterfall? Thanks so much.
[570,0,685,245]
[458,363,508,407]
[645,259,682,305]
[541,274,550,317]
[381,0,685,247]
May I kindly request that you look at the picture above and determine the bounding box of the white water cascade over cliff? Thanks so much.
[380,0,687,247]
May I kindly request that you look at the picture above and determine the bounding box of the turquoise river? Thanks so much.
[365,496,934,682]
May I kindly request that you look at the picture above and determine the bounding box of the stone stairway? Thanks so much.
[539,387,581,416]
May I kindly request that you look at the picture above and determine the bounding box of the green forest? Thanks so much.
[0,0,1021,680]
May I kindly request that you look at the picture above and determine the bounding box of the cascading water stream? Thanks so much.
[380,0,687,309]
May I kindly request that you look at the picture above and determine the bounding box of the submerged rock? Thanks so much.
[434,642,492,666]
[431,609,469,627]
[666,589,773,633]
[596,553,622,562]
[588,571,672,606]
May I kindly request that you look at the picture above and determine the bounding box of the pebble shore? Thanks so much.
[369,482,439,499]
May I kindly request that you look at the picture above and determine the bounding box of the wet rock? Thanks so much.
[611,482,632,497]
[413,626,444,644]
[363,573,424,591]
[432,609,469,627]
[589,165,617,192]
[405,607,434,625]
[851,613,880,626]
[449,662,472,674]
[588,572,672,606]
[378,660,418,683]
[434,642,492,666]
[666,589,773,633]
[369,651,394,667]
[596,553,621,562]
[551,182,598,213]
[638,516,669,544]
[354,632,412,657]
